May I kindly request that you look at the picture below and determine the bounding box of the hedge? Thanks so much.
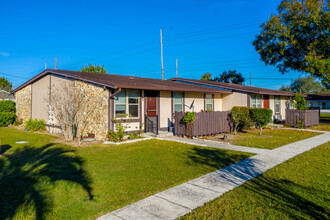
[231,106,251,134]
[0,100,16,113]
[24,118,46,131]
[249,108,273,135]
[0,112,16,127]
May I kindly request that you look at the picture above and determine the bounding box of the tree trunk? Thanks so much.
[259,126,262,136]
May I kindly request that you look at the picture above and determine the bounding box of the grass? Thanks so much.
[320,113,330,120]
[0,127,253,219]
[229,129,320,149]
[181,142,330,220]
[309,122,330,131]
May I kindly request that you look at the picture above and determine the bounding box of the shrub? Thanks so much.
[291,92,309,110]
[129,132,139,140]
[107,120,126,142]
[182,112,196,124]
[249,108,273,135]
[24,119,46,131]
[231,106,251,134]
[0,100,16,113]
[0,112,16,127]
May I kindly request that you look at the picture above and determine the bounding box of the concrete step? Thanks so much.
[144,131,174,138]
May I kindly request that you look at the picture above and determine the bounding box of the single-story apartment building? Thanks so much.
[13,69,295,139]
[307,94,330,113]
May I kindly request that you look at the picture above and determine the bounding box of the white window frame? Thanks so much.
[251,94,262,108]
[205,94,213,111]
[173,92,183,113]
[115,89,140,119]
[275,95,280,114]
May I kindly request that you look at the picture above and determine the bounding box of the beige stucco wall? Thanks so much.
[222,91,248,111]
[159,91,172,128]
[31,75,50,121]
[185,92,204,113]
[214,94,222,111]
[15,85,32,121]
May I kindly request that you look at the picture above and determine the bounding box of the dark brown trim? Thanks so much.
[157,91,160,130]
[30,84,33,119]
[183,92,185,112]
[144,90,147,117]
[108,89,111,131]
[171,92,174,123]
[110,89,115,129]
[139,90,142,128]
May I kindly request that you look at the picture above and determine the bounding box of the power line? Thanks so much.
[0,72,29,80]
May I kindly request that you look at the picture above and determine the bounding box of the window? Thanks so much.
[115,90,139,118]
[251,94,262,108]
[275,96,280,113]
[173,92,183,112]
[205,94,213,111]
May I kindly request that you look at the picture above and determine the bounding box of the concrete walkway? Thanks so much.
[97,132,330,220]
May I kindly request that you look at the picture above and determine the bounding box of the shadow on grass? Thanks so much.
[244,176,328,219]
[187,148,327,219]
[186,147,251,170]
[0,143,93,219]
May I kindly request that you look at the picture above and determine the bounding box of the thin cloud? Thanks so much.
[0,52,10,57]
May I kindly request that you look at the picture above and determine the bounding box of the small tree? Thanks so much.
[249,108,273,135]
[231,106,251,135]
[291,92,309,110]
[0,77,12,94]
[201,72,212,81]
[81,64,108,74]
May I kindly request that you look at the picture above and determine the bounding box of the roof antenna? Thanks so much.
[176,58,178,78]
[45,62,47,70]
[55,57,57,69]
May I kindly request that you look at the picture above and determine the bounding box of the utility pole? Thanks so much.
[250,72,251,86]
[160,28,164,80]
[55,57,57,69]
[176,58,178,78]
[45,62,47,70]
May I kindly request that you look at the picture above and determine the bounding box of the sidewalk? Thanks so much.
[98,132,330,220]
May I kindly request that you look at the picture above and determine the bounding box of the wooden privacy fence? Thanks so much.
[174,111,232,136]
[285,109,319,127]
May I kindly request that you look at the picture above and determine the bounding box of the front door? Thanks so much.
[145,91,157,116]
[264,95,269,108]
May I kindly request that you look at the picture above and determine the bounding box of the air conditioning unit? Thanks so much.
[274,115,282,121]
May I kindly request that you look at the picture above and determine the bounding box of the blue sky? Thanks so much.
[0,0,303,89]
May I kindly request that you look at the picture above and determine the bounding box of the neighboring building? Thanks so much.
[13,69,295,139]
[0,90,15,101]
[307,94,330,113]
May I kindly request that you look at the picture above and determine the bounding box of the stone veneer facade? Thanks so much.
[15,84,32,122]
[74,81,109,140]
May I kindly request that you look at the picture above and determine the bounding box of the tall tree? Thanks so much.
[253,0,330,88]
[0,76,12,92]
[81,64,108,74]
[200,72,213,81]
[214,70,245,85]
[280,75,330,94]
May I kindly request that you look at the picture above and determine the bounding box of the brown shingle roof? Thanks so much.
[170,78,296,96]
[307,94,330,100]
[13,69,232,94]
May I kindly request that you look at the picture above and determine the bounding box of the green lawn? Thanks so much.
[320,113,330,120]
[0,127,253,219]
[230,129,320,149]
[309,122,330,131]
[181,142,330,220]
